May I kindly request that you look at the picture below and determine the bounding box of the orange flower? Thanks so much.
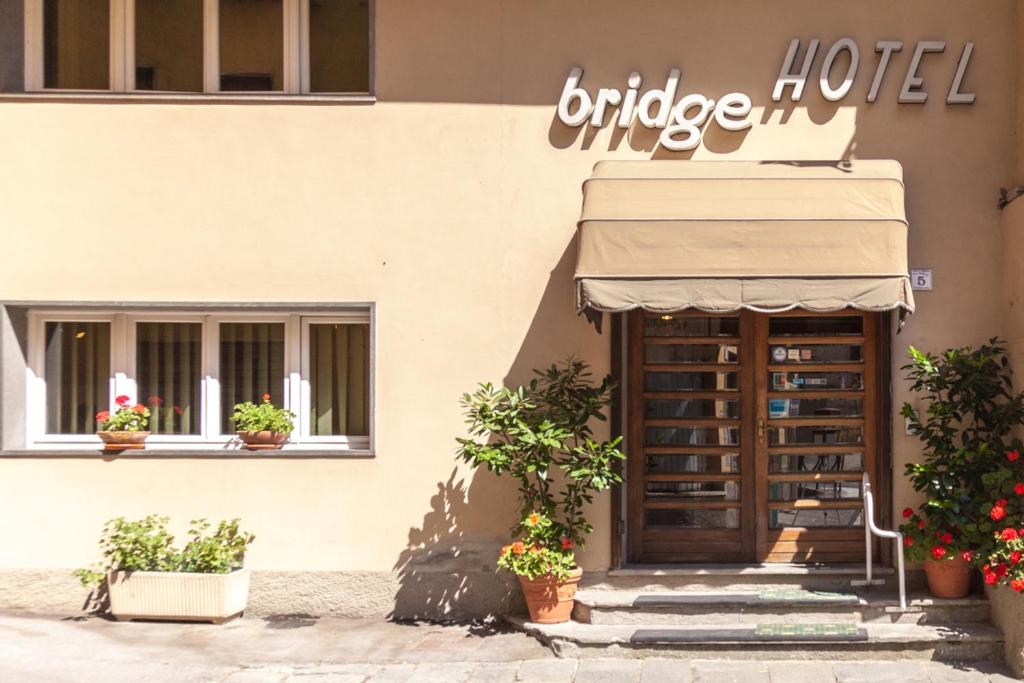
[500,544,511,556]
[262,393,272,402]
[95,410,110,422]
[132,404,147,414]
[511,542,525,555]
[526,513,541,527]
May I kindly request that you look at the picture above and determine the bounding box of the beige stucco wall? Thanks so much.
[0,0,1017,617]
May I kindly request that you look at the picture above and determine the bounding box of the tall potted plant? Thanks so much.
[457,358,625,624]
[899,341,1024,597]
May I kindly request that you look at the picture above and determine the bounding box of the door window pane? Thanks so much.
[646,344,738,364]
[135,0,203,92]
[769,453,863,473]
[220,0,283,91]
[768,397,863,418]
[646,371,738,392]
[309,0,370,93]
[647,453,740,474]
[768,425,863,446]
[647,426,740,447]
[645,316,739,337]
[769,316,863,336]
[647,480,740,501]
[45,322,110,434]
[137,323,201,434]
[771,371,863,391]
[646,508,740,529]
[219,322,285,432]
[770,508,863,529]
[308,323,369,436]
[769,344,862,364]
[43,0,110,90]
[769,481,862,501]
[645,398,739,419]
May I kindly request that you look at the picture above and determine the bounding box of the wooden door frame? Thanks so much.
[613,309,894,567]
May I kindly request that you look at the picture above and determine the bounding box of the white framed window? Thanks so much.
[24,0,372,95]
[26,309,373,451]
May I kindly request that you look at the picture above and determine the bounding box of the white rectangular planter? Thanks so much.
[107,569,250,623]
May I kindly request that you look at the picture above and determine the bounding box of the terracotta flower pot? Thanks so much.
[518,567,583,624]
[96,431,150,451]
[923,555,973,598]
[236,431,289,451]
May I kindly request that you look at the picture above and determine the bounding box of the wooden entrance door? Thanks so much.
[626,309,881,564]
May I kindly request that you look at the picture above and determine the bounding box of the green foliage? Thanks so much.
[74,516,255,588]
[230,394,296,434]
[899,339,1024,564]
[457,357,625,576]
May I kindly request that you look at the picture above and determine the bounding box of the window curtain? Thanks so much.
[137,322,201,434]
[309,323,369,436]
[45,321,110,434]
[219,322,285,433]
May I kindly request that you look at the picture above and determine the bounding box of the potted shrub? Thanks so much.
[230,393,296,450]
[457,358,625,624]
[95,394,150,451]
[899,341,1024,598]
[74,515,255,623]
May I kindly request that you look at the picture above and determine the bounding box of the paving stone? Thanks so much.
[223,670,289,683]
[692,661,769,683]
[466,662,520,683]
[833,662,931,683]
[365,664,417,682]
[574,659,642,683]
[515,659,578,682]
[922,661,991,683]
[407,662,475,683]
[640,659,691,683]
[768,661,835,683]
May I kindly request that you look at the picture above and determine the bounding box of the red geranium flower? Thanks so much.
[916,518,926,530]
[940,532,953,544]
[992,505,1007,521]
[1013,579,1024,593]
[985,571,999,585]
[95,410,110,422]
[903,537,913,547]
[961,550,974,563]
[1003,528,1019,541]
[173,405,183,415]
[999,499,1009,508]
[132,403,146,414]
[115,395,130,407]
[1015,483,1024,496]
[561,537,574,550]
[1009,450,1021,462]
[146,396,164,407]
[930,545,946,560]
[996,563,1009,577]
[902,507,913,519]
[1011,551,1022,565]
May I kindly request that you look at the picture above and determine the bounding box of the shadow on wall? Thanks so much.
[391,239,599,621]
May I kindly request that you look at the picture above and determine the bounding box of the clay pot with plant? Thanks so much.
[95,395,151,451]
[899,341,1024,598]
[230,393,296,450]
[457,358,625,624]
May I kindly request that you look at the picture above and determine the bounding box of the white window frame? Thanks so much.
[24,0,373,95]
[25,309,372,452]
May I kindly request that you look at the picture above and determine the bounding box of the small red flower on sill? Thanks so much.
[262,393,272,402]
[95,410,110,422]
[985,571,999,585]
[146,396,164,407]
[1015,482,1024,496]
[996,563,1009,577]
[903,536,913,547]
[992,505,1007,522]
[930,545,946,560]
[940,532,953,545]
[1011,551,1022,565]
[1009,450,1021,462]
[1002,528,1019,541]
[961,550,974,563]
[115,395,131,407]
[902,507,913,519]
[561,537,574,550]
[131,404,147,414]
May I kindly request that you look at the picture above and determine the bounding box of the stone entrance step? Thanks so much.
[573,589,991,625]
[509,618,1004,661]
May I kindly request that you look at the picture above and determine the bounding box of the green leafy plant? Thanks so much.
[74,516,255,588]
[899,340,1024,567]
[95,395,150,432]
[497,512,576,580]
[457,357,625,577]
[230,393,296,433]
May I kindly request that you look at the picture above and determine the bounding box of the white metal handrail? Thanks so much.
[856,472,907,610]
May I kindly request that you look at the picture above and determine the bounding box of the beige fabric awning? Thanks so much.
[575,160,915,317]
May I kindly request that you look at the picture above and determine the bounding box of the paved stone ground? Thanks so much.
[0,613,1017,682]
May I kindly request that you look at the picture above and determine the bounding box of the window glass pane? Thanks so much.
[769,344,862,364]
[647,426,740,447]
[771,371,863,391]
[219,0,283,91]
[767,425,863,446]
[220,323,285,433]
[645,398,739,419]
[768,397,863,418]
[769,453,863,473]
[647,453,740,474]
[646,508,740,529]
[137,323,201,435]
[135,0,203,92]
[45,322,110,434]
[647,480,740,501]
[646,371,738,392]
[768,316,862,337]
[646,344,738,364]
[43,0,110,90]
[769,481,862,501]
[645,316,739,337]
[309,0,370,93]
[770,508,863,529]
[309,323,369,436]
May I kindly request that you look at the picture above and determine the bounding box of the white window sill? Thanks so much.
[0,92,376,105]
[3,447,374,459]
